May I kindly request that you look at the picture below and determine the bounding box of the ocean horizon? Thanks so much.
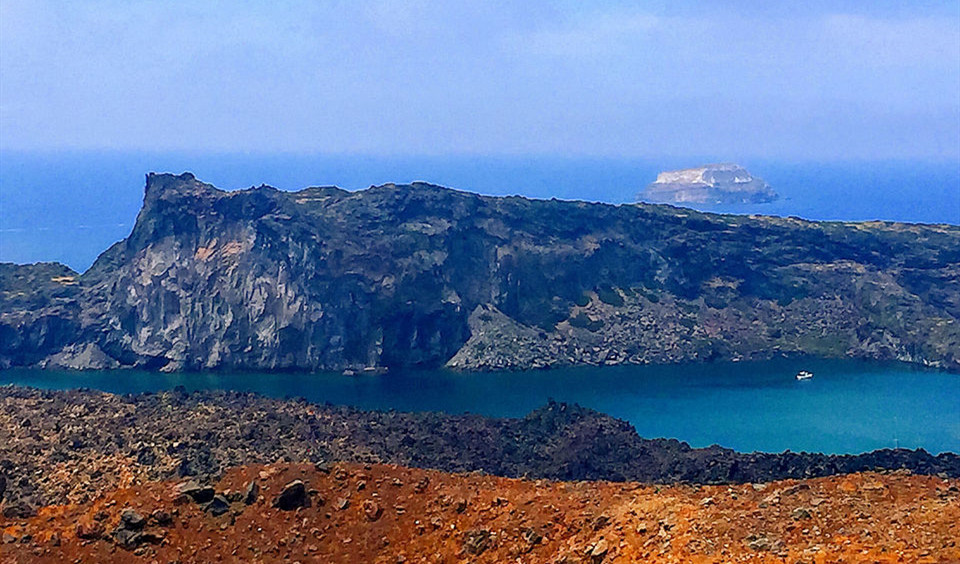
[1,151,958,272]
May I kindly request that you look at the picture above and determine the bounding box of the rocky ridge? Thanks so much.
[1,385,957,516]
[2,172,959,372]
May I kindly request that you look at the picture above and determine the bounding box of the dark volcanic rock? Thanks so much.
[1,172,958,372]
[243,480,259,505]
[204,494,231,517]
[176,481,215,504]
[119,508,145,530]
[273,480,308,511]
[0,386,957,510]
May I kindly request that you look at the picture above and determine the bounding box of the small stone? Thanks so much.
[150,509,173,526]
[792,507,812,520]
[590,538,610,562]
[76,521,105,540]
[522,528,543,545]
[363,500,382,521]
[120,509,146,530]
[413,476,430,494]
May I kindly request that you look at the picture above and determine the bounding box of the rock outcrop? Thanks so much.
[638,163,778,204]
[1,172,958,372]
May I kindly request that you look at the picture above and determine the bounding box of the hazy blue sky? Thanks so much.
[2,0,958,160]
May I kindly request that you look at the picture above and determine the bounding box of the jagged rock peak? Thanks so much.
[143,172,216,201]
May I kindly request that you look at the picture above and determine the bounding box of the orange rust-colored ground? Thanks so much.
[2,463,958,563]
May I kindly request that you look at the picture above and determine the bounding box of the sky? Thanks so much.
[1,0,959,160]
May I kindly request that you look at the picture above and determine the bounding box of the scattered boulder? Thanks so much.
[243,480,259,505]
[204,494,231,517]
[273,480,308,511]
[747,534,773,551]
[176,480,215,504]
[150,509,173,526]
[463,529,492,555]
[112,527,142,550]
[76,521,105,540]
[782,483,811,496]
[589,538,609,563]
[120,509,145,530]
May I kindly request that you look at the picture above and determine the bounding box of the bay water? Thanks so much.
[2,358,957,455]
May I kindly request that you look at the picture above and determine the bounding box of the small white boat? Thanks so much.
[796,370,813,381]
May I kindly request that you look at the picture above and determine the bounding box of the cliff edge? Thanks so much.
[1,172,958,372]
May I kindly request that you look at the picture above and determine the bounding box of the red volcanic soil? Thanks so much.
[2,463,958,563]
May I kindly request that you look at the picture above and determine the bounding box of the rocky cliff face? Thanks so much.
[639,163,778,204]
[2,172,959,372]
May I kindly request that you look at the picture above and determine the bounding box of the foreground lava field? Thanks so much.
[2,463,957,563]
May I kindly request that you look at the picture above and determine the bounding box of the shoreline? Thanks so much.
[1,384,957,516]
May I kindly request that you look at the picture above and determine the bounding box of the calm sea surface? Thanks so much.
[3,358,957,455]
[2,152,958,271]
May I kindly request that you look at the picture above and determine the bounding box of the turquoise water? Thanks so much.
[2,358,957,455]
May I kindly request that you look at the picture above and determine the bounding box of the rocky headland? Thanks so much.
[638,164,779,205]
[2,172,959,373]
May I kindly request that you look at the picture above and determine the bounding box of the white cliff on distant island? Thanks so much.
[638,164,778,205]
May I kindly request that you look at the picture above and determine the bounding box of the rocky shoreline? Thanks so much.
[1,385,957,518]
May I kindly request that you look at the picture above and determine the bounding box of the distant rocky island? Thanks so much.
[638,163,779,205]
[1,172,958,373]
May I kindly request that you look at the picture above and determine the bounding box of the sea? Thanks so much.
[2,358,958,455]
[1,151,958,272]
[1,153,958,456]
